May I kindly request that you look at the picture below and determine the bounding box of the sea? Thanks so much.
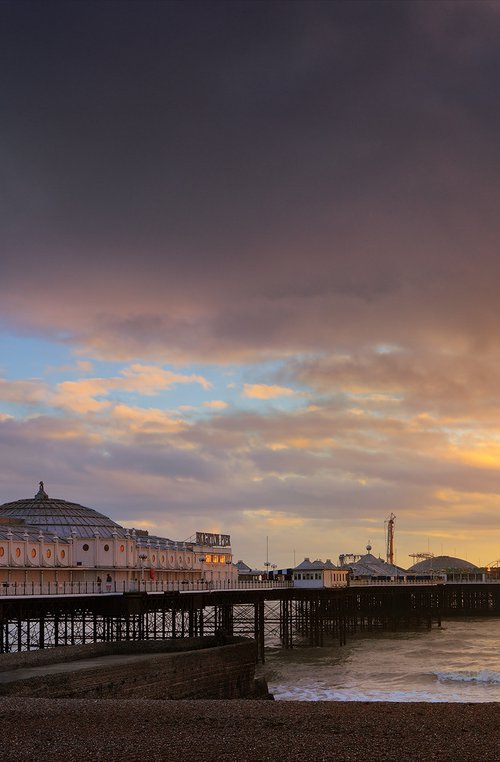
[262,618,500,702]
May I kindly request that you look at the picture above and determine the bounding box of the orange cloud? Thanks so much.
[51,379,112,414]
[49,364,211,414]
[120,364,211,393]
[109,404,187,435]
[243,384,297,400]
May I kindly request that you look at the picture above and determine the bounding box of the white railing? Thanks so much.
[1,577,497,598]
[444,578,499,584]
[349,579,443,587]
[0,579,293,598]
[349,577,499,586]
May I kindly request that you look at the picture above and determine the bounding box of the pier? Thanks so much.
[1,582,499,659]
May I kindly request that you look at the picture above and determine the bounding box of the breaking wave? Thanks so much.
[435,669,500,684]
[265,619,500,702]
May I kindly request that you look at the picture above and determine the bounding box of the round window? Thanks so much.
[161,555,165,563]
[103,544,110,552]
[178,555,183,565]
[82,543,89,551]
[170,555,174,564]
[46,549,52,558]
[60,549,65,559]
[186,556,191,566]
[120,544,125,553]
[152,554,156,562]
[15,547,21,558]
[31,548,37,558]
[0,547,5,557]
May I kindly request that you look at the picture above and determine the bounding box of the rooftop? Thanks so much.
[0,482,134,540]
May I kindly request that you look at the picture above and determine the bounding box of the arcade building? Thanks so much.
[0,482,237,592]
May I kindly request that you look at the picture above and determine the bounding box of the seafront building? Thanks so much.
[0,482,237,592]
[235,560,264,582]
[340,544,408,580]
[292,558,349,588]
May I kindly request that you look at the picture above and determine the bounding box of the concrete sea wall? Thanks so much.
[0,636,269,700]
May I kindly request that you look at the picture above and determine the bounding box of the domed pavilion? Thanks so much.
[0,482,235,594]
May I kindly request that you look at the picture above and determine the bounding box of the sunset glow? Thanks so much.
[1,1,500,568]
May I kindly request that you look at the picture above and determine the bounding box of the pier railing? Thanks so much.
[1,577,497,598]
[0,578,293,598]
[350,574,498,585]
[350,579,443,586]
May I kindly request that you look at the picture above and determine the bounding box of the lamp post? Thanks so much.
[138,552,148,590]
[225,559,233,588]
[264,535,271,580]
[198,556,206,589]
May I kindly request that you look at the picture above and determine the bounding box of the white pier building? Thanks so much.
[0,482,237,593]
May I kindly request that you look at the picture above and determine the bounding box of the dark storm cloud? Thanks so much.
[2,0,500,358]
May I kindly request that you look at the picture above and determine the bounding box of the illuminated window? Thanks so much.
[103,544,110,552]
[15,547,21,558]
[46,549,52,558]
[82,544,89,551]
[60,550,65,559]
[0,547,4,557]
[120,544,125,553]
[219,555,225,564]
[31,548,37,558]
[213,555,219,563]
[205,554,212,563]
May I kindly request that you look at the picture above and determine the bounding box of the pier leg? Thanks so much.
[254,601,265,663]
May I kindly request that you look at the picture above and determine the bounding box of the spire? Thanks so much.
[35,481,49,501]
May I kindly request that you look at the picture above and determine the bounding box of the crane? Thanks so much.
[409,552,434,564]
[385,513,396,565]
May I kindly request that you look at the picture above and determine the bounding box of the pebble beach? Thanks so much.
[1,698,499,762]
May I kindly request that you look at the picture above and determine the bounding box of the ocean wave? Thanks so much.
[435,669,500,684]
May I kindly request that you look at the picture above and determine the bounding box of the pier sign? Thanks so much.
[196,532,231,547]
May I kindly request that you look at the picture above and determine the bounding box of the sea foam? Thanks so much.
[435,669,500,684]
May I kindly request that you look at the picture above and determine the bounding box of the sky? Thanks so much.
[1,0,500,569]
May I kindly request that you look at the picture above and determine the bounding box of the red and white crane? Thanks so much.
[385,513,396,565]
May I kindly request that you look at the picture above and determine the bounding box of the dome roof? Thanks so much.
[345,552,408,576]
[0,482,127,539]
[408,555,479,573]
